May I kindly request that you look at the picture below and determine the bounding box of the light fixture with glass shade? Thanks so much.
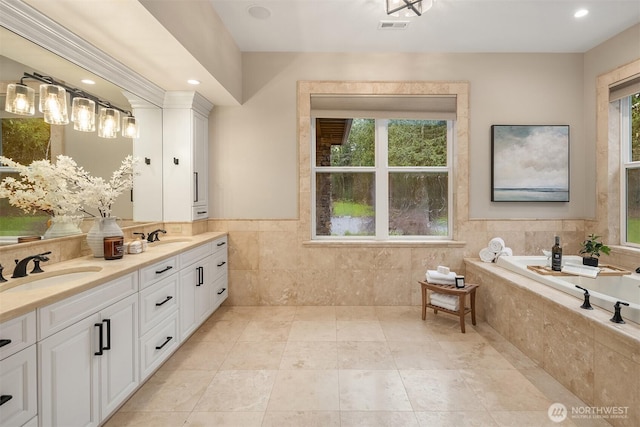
[386,0,433,17]
[71,97,96,132]
[122,115,139,138]
[98,107,120,139]
[39,83,69,125]
[4,83,35,115]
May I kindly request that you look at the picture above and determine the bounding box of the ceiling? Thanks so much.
[208,0,640,53]
[15,0,640,106]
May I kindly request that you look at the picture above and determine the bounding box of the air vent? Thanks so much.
[378,20,410,30]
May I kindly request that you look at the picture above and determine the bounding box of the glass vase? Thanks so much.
[86,217,124,257]
[42,215,83,239]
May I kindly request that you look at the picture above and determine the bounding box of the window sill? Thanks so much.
[302,240,465,248]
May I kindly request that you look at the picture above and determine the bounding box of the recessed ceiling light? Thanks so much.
[81,79,95,85]
[574,9,589,18]
[187,79,200,85]
[247,5,271,20]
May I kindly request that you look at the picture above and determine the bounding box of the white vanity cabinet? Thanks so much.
[0,312,37,427]
[163,91,214,222]
[178,242,216,340]
[37,274,139,427]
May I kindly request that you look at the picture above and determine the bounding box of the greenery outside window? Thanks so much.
[621,91,640,246]
[312,117,452,240]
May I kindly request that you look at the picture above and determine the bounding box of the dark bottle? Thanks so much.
[551,236,562,271]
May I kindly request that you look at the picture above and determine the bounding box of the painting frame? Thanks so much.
[491,125,570,202]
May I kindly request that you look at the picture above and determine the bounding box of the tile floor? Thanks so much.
[105,306,609,427]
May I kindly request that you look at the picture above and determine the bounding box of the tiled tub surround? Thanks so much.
[465,259,640,427]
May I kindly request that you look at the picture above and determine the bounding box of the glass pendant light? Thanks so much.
[71,97,96,132]
[98,107,120,138]
[122,116,139,138]
[4,83,35,115]
[39,84,69,125]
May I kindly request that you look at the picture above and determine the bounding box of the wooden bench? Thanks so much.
[419,281,479,333]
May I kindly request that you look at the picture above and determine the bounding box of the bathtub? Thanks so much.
[496,255,640,324]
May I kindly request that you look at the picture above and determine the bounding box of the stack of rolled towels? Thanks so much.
[425,265,459,311]
[479,237,513,263]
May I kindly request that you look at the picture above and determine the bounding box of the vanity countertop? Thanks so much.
[0,231,227,322]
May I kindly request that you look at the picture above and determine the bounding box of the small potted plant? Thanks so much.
[579,234,610,267]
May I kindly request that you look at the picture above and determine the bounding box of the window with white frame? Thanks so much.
[619,89,640,246]
[311,95,455,240]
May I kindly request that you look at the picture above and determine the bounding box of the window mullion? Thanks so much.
[376,119,389,240]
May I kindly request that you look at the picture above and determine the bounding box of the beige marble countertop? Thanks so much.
[0,231,227,323]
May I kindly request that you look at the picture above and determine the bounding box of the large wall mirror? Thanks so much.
[0,4,165,245]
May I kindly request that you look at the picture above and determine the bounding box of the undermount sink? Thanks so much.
[1,266,103,293]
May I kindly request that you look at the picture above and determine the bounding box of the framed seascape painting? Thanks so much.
[491,125,570,202]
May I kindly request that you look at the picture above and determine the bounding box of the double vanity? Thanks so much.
[0,232,228,427]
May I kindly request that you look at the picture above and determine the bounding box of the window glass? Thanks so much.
[632,93,639,162]
[388,120,447,167]
[626,168,640,244]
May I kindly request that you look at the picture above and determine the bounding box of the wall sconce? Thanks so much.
[71,97,96,132]
[4,83,35,115]
[98,107,120,139]
[3,72,139,139]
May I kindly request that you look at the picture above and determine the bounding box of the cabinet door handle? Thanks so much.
[103,319,111,351]
[217,287,227,295]
[0,339,11,348]
[196,266,203,286]
[94,323,104,356]
[217,241,226,247]
[217,261,226,267]
[155,336,173,350]
[194,172,199,202]
[0,395,12,406]
[155,266,173,274]
[155,296,174,307]
[197,211,207,215]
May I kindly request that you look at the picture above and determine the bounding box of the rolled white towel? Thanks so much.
[426,270,456,285]
[488,237,505,253]
[436,265,450,275]
[479,247,496,263]
[495,247,513,260]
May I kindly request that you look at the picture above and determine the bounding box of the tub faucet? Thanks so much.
[575,285,593,310]
[147,229,166,242]
[610,301,630,324]
[12,251,52,278]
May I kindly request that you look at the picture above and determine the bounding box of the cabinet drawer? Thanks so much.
[212,236,227,254]
[213,274,228,309]
[39,272,138,339]
[192,206,208,221]
[212,250,227,281]
[139,274,178,336]
[0,345,37,427]
[0,311,36,361]
[139,256,178,290]
[180,242,214,268]
[140,312,178,379]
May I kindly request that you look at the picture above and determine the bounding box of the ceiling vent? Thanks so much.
[378,20,410,30]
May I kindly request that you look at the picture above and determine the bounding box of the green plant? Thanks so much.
[579,234,611,258]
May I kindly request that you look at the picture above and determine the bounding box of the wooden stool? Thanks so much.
[419,281,479,333]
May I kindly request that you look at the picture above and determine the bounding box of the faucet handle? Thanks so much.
[0,265,7,283]
[133,232,146,240]
[610,301,630,324]
[574,285,593,310]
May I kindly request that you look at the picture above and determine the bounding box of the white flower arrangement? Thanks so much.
[0,154,138,219]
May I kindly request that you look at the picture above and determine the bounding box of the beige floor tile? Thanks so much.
[341,411,420,427]
[238,320,292,341]
[159,339,233,372]
[184,411,264,427]
[194,370,277,412]
[336,306,378,320]
[251,306,297,321]
[379,320,435,341]
[337,341,396,370]
[267,370,340,411]
[279,341,338,369]
[337,320,386,341]
[103,411,190,427]
[490,410,579,426]
[460,369,552,411]
[339,370,413,411]
[438,341,516,370]
[375,306,421,321]
[295,306,337,320]
[209,306,257,321]
[288,320,337,341]
[400,369,485,411]
[119,370,215,412]
[262,410,341,426]
[414,410,498,427]
[220,341,286,370]
[189,319,249,342]
[388,341,455,370]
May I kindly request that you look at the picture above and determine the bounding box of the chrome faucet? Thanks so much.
[12,251,52,278]
[147,229,166,242]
